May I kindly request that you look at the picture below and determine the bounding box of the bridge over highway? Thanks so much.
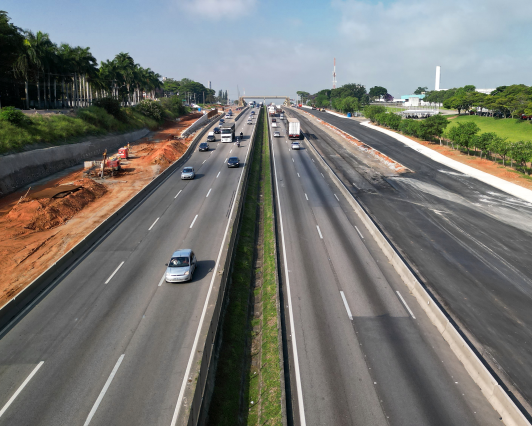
[238,95,290,106]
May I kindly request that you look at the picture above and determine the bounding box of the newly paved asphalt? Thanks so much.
[0,108,256,425]
[269,113,500,425]
[291,108,532,412]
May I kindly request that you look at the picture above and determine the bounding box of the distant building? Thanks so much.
[476,88,496,95]
[401,94,425,107]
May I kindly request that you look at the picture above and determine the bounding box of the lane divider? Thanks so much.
[190,215,198,229]
[0,361,44,419]
[105,261,124,284]
[174,190,182,199]
[340,291,353,320]
[355,226,364,239]
[148,217,159,231]
[316,225,323,239]
[396,291,416,319]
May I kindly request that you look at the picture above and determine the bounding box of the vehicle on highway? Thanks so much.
[225,114,231,119]
[273,131,281,137]
[247,119,253,125]
[199,142,210,151]
[214,127,221,134]
[165,249,197,282]
[221,122,235,142]
[272,118,276,123]
[181,166,195,179]
[288,117,301,139]
[251,110,255,115]
[291,141,301,150]
[272,122,277,127]
[321,108,326,112]
[219,118,225,124]
[280,114,284,120]
[206,132,215,142]
[227,157,240,168]
[240,131,244,139]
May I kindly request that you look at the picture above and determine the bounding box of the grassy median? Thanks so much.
[208,107,283,426]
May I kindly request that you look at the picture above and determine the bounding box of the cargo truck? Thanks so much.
[287,118,301,139]
[268,106,275,116]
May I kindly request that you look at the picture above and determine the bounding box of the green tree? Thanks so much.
[472,132,497,159]
[489,136,511,166]
[414,86,428,95]
[363,105,386,122]
[448,121,479,154]
[509,141,532,174]
[419,114,449,144]
[369,86,388,100]
[0,11,24,76]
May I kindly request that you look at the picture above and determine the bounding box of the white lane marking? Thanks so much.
[148,217,159,231]
[340,291,353,320]
[355,226,364,239]
[292,158,294,163]
[84,354,125,426]
[206,188,212,198]
[224,158,228,163]
[334,194,339,201]
[321,173,324,178]
[190,215,198,228]
[171,125,254,425]
[312,158,315,162]
[158,274,165,287]
[305,193,308,201]
[216,171,221,178]
[396,291,416,319]
[297,173,300,177]
[0,361,44,419]
[202,160,206,164]
[105,261,124,284]
[230,149,232,153]
[270,138,307,426]
[174,190,182,199]
[317,225,323,239]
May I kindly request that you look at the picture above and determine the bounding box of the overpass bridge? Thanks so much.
[238,96,291,107]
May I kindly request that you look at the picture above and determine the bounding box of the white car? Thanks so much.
[291,142,301,150]
[273,131,281,137]
[272,122,277,127]
[247,120,253,125]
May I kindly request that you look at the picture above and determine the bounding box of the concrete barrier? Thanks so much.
[301,131,531,426]
[0,128,149,195]
[182,114,209,137]
[0,113,221,333]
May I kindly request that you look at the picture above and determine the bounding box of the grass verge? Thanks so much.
[208,108,283,425]
[444,114,532,142]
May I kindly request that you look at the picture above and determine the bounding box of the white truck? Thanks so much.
[287,117,300,140]
[268,106,275,116]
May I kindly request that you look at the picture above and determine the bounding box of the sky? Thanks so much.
[3,0,532,101]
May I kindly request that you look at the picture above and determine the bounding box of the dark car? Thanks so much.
[219,119,225,124]
[227,157,240,168]
[214,127,221,134]
[199,142,210,151]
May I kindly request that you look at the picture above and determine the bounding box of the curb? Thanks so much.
[0,112,222,334]
[301,130,531,426]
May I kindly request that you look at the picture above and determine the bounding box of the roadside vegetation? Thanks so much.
[364,104,532,176]
[208,108,283,426]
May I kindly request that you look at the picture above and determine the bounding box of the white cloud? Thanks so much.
[178,0,258,20]
[331,0,532,95]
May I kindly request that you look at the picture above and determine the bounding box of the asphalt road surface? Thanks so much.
[292,107,532,413]
[269,113,500,426]
[0,108,256,426]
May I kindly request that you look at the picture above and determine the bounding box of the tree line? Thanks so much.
[365,105,532,176]
[423,84,532,118]
[0,11,223,110]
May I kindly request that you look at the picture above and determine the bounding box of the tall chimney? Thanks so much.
[435,66,441,91]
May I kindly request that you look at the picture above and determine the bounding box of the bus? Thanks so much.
[221,122,235,142]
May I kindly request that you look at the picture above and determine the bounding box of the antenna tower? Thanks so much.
[332,58,337,89]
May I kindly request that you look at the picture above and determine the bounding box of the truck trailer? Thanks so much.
[287,118,301,140]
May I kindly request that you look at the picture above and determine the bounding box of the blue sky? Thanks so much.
[3,0,532,101]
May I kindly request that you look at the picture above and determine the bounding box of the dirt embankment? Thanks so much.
[0,112,204,307]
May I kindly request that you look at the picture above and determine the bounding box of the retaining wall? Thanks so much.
[182,114,209,137]
[0,128,149,195]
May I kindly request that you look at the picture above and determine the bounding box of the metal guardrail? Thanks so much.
[0,113,222,333]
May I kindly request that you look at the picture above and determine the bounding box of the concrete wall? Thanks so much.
[182,114,209,137]
[0,128,149,195]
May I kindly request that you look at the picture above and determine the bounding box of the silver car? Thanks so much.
[181,166,195,179]
[291,141,301,150]
[273,131,281,137]
[165,249,197,282]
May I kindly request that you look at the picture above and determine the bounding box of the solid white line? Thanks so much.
[170,125,254,425]
[340,291,353,320]
[0,361,44,418]
[174,190,182,199]
[396,291,416,319]
[292,158,294,163]
[230,149,232,153]
[158,274,165,286]
[321,173,324,178]
[355,226,364,239]
[148,217,159,231]
[312,158,315,162]
[190,214,198,228]
[297,173,300,177]
[334,194,339,201]
[270,138,307,426]
[224,158,228,163]
[305,193,308,201]
[317,225,323,239]
[202,160,206,164]
[216,171,221,178]
[84,354,125,426]
[206,188,212,198]
[105,261,124,284]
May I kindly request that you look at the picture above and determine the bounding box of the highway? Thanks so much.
[291,107,532,412]
[0,108,256,425]
[269,112,500,425]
